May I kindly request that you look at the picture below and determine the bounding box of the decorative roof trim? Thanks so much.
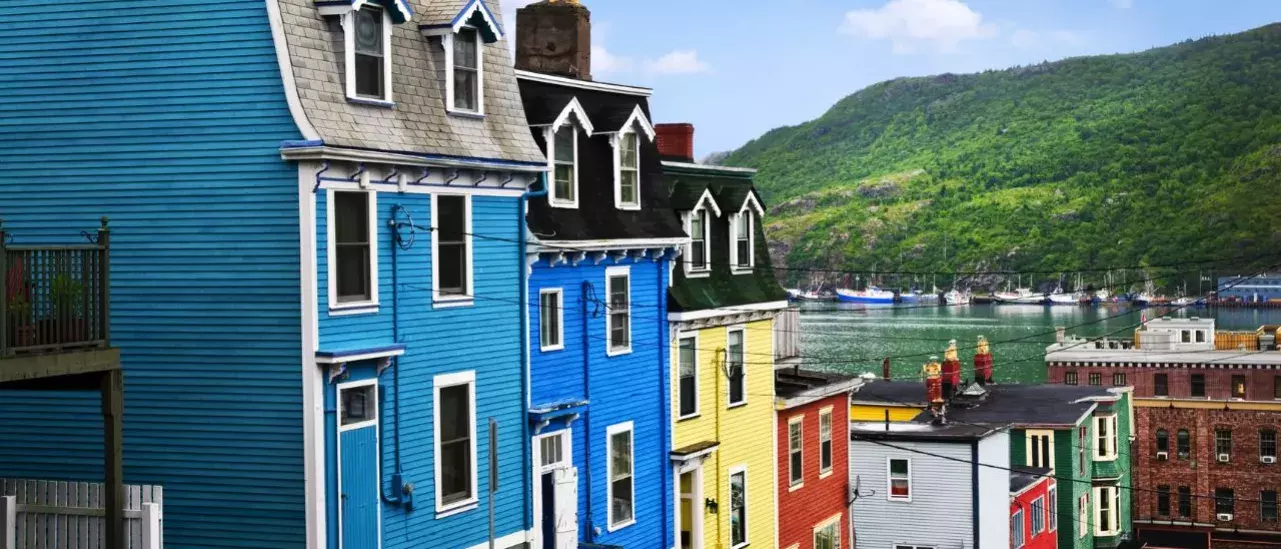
[550,97,595,136]
[737,190,765,216]
[662,160,758,175]
[614,105,656,141]
[536,237,690,252]
[279,142,549,173]
[690,188,723,217]
[418,0,503,42]
[667,300,790,322]
[316,0,415,24]
[515,69,653,97]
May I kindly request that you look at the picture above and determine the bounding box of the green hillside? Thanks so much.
[725,23,1281,289]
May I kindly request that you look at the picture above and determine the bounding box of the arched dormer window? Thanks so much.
[543,98,594,208]
[418,0,505,116]
[684,188,721,277]
[612,105,655,210]
[728,191,766,274]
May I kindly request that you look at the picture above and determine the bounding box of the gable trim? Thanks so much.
[546,97,595,136]
[692,188,723,217]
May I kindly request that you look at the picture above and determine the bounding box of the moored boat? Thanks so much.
[836,286,897,304]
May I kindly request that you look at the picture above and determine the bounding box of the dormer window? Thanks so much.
[345,5,393,104]
[618,132,639,208]
[734,213,753,269]
[450,28,482,113]
[690,210,708,271]
[729,192,764,274]
[551,124,577,206]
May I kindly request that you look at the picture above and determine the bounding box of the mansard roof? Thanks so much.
[517,75,686,244]
[417,0,504,42]
[274,0,544,167]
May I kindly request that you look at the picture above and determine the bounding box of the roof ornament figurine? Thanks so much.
[974,335,994,385]
[941,338,962,395]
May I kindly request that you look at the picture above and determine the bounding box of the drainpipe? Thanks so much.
[581,279,595,542]
[520,177,549,536]
[381,205,406,507]
[657,258,671,547]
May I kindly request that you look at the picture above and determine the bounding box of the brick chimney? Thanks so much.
[515,0,592,80]
[655,123,695,163]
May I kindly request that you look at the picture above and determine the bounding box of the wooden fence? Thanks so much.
[0,480,161,549]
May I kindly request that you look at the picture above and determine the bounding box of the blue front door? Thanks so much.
[339,381,380,549]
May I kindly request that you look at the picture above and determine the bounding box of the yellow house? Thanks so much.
[664,156,790,549]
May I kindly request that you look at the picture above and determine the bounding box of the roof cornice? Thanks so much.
[515,70,653,97]
[661,160,757,176]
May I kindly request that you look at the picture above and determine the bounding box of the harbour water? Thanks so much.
[796,302,1281,383]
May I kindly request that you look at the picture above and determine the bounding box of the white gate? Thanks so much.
[0,479,162,549]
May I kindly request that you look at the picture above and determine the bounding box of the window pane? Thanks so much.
[1262,429,1277,457]
[439,384,472,504]
[1157,486,1170,515]
[611,430,633,525]
[1191,374,1206,397]
[1155,374,1168,396]
[690,241,706,269]
[353,8,384,98]
[341,384,376,425]
[1178,486,1192,517]
[679,338,697,416]
[620,171,638,205]
[555,126,575,163]
[1233,375,1246,398]
[1216,488,1235,514]
[621,133,638,168]
[540,292,560,348]
[736,215,750,239]
[728,331,744,404]
[737,240,751,267]
[1178,429,1191,458]
[437,196,466,241]
[789,422,802,484]
[1156,429,1169,452]
[335,246,371,302]
[554,165,574,201]
[1263,491,1278,521]
[730,472,746,545]
[334,192,371,302]
[453,29,477,68]
[441,385,470,441]
[335,192,369,243]
[454,68,478,111]
[438,243,466,294]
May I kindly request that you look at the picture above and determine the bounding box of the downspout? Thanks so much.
[657,258,671,547]
[520,177,549,536]
[715,346,724,546]
[381,205,405,506]
[581,279,595,542]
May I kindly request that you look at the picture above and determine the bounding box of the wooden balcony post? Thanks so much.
[1,218,8,357]
[98,217,110,348]
[102,368,124,549]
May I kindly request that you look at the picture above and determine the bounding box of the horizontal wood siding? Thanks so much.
[316,192,528,547]
[528,258,673,547]
[0,1,305,548]
[850,439,975,549]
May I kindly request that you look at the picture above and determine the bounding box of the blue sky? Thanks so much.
[504,1,1281,158]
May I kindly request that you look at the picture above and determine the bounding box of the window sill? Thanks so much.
[347,96,395,109]
[788,482,804,492]
[433,296,475,309]
[727,401,748,410]
[330,302,380,316]
[607,518,636,532]
[819,470,833,480]
[540,344,565,353]
[731,267,754,275]
[606,346,633,357]
[447,108,486,120]
[684,271,711,279]
[887,496,912,503]
[730,543,749,549]
[436,499,479,519]
[616,203,642,211]
[677,413,701,422]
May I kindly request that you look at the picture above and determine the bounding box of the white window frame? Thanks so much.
[611,105,655,211]
[327,189,380,314]
[606,421,636,531]
[433,370,478,515]
[819,406,834,477]
[1048,485,1057,532]
[682,189,720,277]
[887,457,912,502]
[1012,508,1025,549]
[534,429,572,472]
[431,193,474,308]
[1094,414,1119,461]
[343,4,393,104]
[728,194,764,275]
[725,326,747,407]
[1092,486,1120,536]
[1025,429,1056,473]
[1031,496,1045,534]
[728,465,749,549]
[444,26,485,116]
[539,288,564,352]
[812,513,842,549]
[547,124,579,208]
[788,415,804,490]
[676,332,700,420]
[335,378,382,549]
[605,266,632,356]
[1078,494,1088,538]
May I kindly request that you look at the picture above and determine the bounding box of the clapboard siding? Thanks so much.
[850,439,976,549]
[0,1,306,548]
[528,258,673,547]
[316,191,528,547]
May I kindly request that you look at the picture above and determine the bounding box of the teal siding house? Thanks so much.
[0,1,546,548]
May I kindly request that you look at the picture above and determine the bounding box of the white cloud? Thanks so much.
[643,50,710,75]
[840,0,998,54]
[593,44,634,74]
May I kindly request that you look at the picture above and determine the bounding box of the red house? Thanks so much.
[775,368,862,549]
[1011,468,1057,549]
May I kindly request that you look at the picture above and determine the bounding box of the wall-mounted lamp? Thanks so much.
[704,498,718,514]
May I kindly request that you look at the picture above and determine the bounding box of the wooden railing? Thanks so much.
[0,479,162,549]
[0,219,111,357]
[775,306,802,363]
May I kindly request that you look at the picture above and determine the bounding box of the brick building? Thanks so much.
[775,368,862,549]
[1047,317,1281,549]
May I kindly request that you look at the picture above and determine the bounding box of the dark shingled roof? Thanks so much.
[516,77,686,243]
[1010,467,1051,494]
[850,421,1003,442]
[775,368,863,408]
[855,381,1115,427]
[665,163,788,312]
[851,380,931,407]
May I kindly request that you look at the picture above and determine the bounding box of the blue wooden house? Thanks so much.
[511,2,688,548]
[0,1,549,548]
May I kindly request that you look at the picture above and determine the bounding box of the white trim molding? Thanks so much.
[675,331,701,420]
[266,0,320,141]
[728,464,749,549]
[887,456,912,502]
[606,421,637,531]
[433,370,479,515]
[539,288,565,352]
[326,188,380,315]
[343,5,394,105]
[444,26,485,116]
[545,122,580,209]
[296,161,324,549]
[787,414,803,490]
[334,378,383,549]
[667,301,790,322]
[725,325,747,408]
[605,265,633,356]
[431,193,475,308]
[515,69,653,97]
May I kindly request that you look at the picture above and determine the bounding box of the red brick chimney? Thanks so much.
[655,123,695,163]
[515,1,592,80]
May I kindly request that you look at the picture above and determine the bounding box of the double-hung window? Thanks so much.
[1089,372,1102,386]
[1263,490,1279,522]
[729,468,748,548]
[819,408,833,475]
[1064,371,1078,385]
[678,336,698,418]
[330,190,377,310]
[1216,429,1232,459]
[1154,373,1169,396]
[1012,508,1025,549]
[1216,488,1235,516]
[1095,415,1118,460]
[1232,375,1247,399]
[726,329,745,406]
[1157,485,1171,516]
[1262,429,1277,460]
[1031,496,1045,534]
[1094,486,1119,535]
[433,195,472,304]
[617,132,640,209]
[539,289,563,351]
[788,417,803,488]
[688,209,708,272]
[434,372,476,512]
[1078,495,1088,538]
[606,268,631,354]
[1178,486,1192,517]
[1156,428,1169,457]
[813,515,841,549]
[1027,430,1054,471]
[348,5,390,102]
[888,458,911,500]
[1274,375,1281,399]
[450,28,481,113]
[1191,374,1206,397]
[1113,373,1126,386]
[1177,429,1191,459]
[1048,486,1057,531]
[607,422,635,529]
[551,124,577,206]
[732,213,753,271]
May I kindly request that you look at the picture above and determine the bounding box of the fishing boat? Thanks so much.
[836,286,897,304]
[995,288,1047,305]
[1047,287,1080,305]
[944,289,971,305]
[786,288,803,301]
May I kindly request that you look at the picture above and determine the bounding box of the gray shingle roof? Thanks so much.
[277,0,543,164]
[854,381,1115,427]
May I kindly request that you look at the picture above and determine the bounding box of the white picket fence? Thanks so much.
[0,479,162,549]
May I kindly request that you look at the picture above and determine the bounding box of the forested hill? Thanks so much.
[724,23,1281,289]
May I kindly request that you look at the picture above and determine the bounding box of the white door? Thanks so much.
[554,467,579,549]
